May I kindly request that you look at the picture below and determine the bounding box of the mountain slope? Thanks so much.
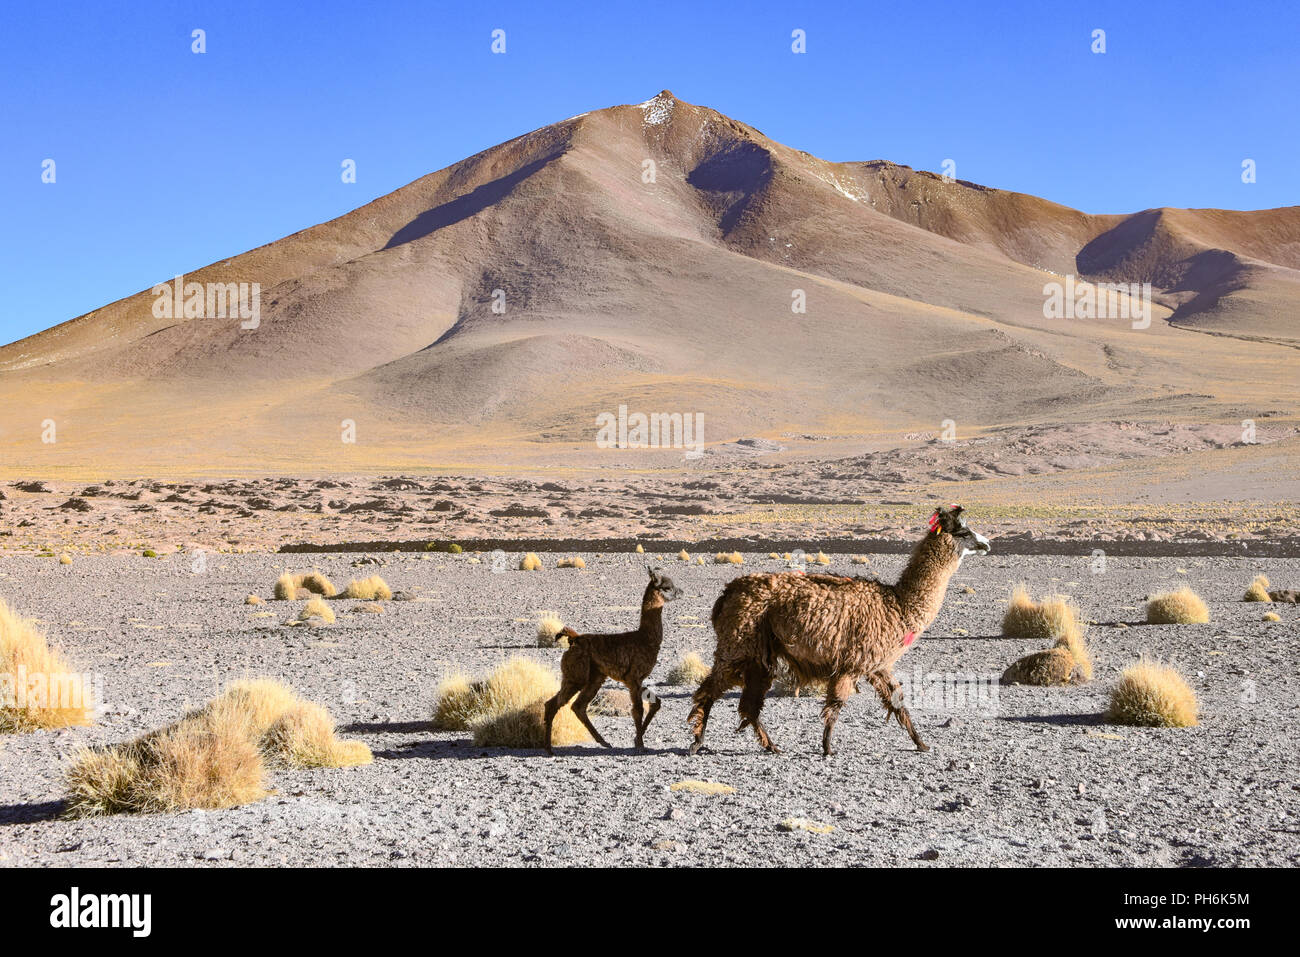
[1,90,1296,474]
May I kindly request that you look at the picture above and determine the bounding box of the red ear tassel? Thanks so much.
[927,512,940,532]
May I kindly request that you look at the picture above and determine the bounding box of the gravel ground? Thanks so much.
[1,549,1297,867]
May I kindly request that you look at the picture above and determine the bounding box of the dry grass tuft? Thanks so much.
[244,594,264,606]
[274,572,337,600]
[343,575,392,601]
[1146,587,1210,624]
[1243,574,1272,602]
[1105,660,1199,728]
[695,557,706,566]
[677,549,691,562]
[713,552,744,565]
[297,596,335,624]
[850,555,870,565]
[1263,611,1281,622]
[460,658,590,748]
[1052,628,1093,682]
[355,602,385,614]
[665,652,711,686]
[556,556,586,569]
[66,679,369,815]
[669,779,735,795]
[59,553,73,565]
[635,544,644,554]
[1001,586,1085,642]
[770,660,827,697]
[1001,647,1083,686]
[431,673,483,731]
[589,687,632,716]
[812,551,831,565]
[0,598,94,732]
[536,614,567,648]
[519,553,543,571]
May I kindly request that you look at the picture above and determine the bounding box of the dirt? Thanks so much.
[2,548,1296,867]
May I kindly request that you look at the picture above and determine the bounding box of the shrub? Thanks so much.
[431,673,483,731]
[0,597,94,732]
[665,652,710,686]
[1052,628,1093,682]
[589,687,632,716]
[1146,587,1210,624]
[1263,611,1281,622]
[245,594,264,605]
[771,660,826,697]
[343,575,392,601]
[812,551,830,565]
[635,544,644,554]
[1001,647,1083,686]
[1105,660,1198,728]
[141,549,158,558]
[274,572,337,600]
[59,553,73,565]
[850,555,870,565]
[65,679,369,815]
[298,597,335,624]
[447,543,463,554]
[713,552,744,565]
[462,658,590,748]
[519,553,543,571]
[355,602,384,614]
[536,614,567,648]
[1001,586,1084,641]
[677,549,691,562]
[1243,574,1271,602]
[556,556,586,569]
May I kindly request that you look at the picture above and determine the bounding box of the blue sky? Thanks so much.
[1,0,1295,346]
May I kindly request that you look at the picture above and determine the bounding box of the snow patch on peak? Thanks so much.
[639,90,674,126]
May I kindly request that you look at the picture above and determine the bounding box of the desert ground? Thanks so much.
[1,546,1296,867]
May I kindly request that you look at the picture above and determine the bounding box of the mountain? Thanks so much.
[1,90,1296,476]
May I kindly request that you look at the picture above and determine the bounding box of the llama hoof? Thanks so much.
[764,744,782,755]
[687,741,704,756]
[915,742,931,753]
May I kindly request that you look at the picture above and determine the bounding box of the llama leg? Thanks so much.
[640,685,662,737]
[820,675,856,757]
[687,664,735,755]
[630,683,648,751]
[867,671,929,752]
[736,663,779,753]
[543,677,586,756]
[570,675,612,750]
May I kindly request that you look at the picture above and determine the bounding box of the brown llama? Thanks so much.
[542,566,683,755]
[688,505,990,756]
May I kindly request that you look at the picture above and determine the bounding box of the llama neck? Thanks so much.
[639,589,666,646]
[893,535,961,632]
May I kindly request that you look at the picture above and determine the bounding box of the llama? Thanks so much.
[542,567,683,755]
[688,505,990,756]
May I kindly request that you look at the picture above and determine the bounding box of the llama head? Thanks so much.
[647,565,684,601]
[930,504,991,559]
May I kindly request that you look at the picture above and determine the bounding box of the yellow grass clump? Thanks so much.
[244,594,264,606]
[1263,611,1281,622]
[677,549,691,562]
[771,660,826,697]
[767,552,780,559]
[556,556,586,569]
[1146,587,1210,624]
[459,658,590,748]
[1052,628,1093,682]
[1243,574,1271,602]
[812,551,830,565]
[1001,647,1082,686]
[519,553,543,571]
[274,571,337,600]
[65,679,370,815]
[665,652,711,686]
[635,544,644,554]
[669,779,735,795]
[695,557,706,566]
[59,553,73,565]
[1001,586,1085,642]
[1104,660,1199,728]
[431,673,483,731]
[1,598,94,732]
[298,596,336,624]
[714,552,744,565]
[536,613,568,648]
[343,575,393,600]
[850,555,870,565]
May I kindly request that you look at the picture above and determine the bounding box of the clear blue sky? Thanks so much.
[2,0,1295,347]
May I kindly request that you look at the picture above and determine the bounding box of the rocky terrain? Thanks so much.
[1,549,1296,867]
